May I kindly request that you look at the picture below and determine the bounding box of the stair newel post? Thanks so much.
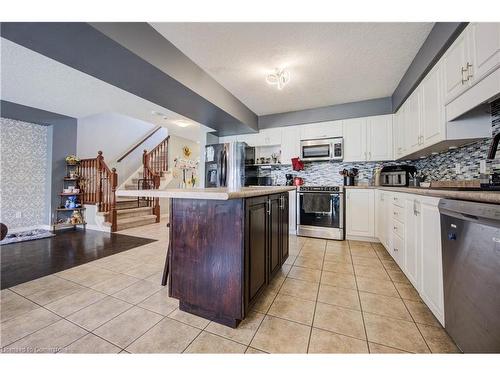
[153,175,161,222]
[96,151,104,212]
[110,167,118,232]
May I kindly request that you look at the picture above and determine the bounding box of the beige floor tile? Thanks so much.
[359,292,412,321]
[17,277,85,306]
[91,274,141,295]
[313,302,365,340]
[324,252,352,264]
[245,347,268,354]
[294,256,323,270]
[320,271,356,290]
[371,243,386,252]
[353,264,390,281]
[251,289,277,314]
[66,296,132,331]
[404,300,441,327]
[268,294,315,325]
[308,328,368,353]
[349,246,378,259]
[4,319,86,353]
[326,241,350,251]
[279,278,319,301]
[0,308,61,347]
[205,310,264,345]
[267,275,286,293]
[168,308,211,329]
[112,280,163,304]
[44,289,107,317]
[298,250,325,261]
[394,282,421,302]
[302,238,327,249]
[144,272,165,285]
[185,331,246,353]
[121,263,163,280]
[363,312,429,353]
[93,306,163,348]
[0,290,39,322]
[10,275,62,297]
[317,284,360,310]
[93,257,138,273]
[288,266,321,283]
[417,324,460,353]
[349,240,373,248]
[351,256,383,267]
[126,317,200,353]
[137,289,179,316]
[322,261,354,274]
[380,259,399,270]
[60,333,121,353]
[250,315,310,353]
[283,255,297,265]
[368,342,409,353]
[356,277,399,298]
[386,268,410,284]
[276,264,291,277]
[56,266,119,287]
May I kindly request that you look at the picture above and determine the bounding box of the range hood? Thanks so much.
[446,68,500,121]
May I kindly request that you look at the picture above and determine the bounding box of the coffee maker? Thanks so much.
[285,174,295,186]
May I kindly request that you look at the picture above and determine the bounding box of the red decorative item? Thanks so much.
[293,177,304,186]
[291,157,304,171]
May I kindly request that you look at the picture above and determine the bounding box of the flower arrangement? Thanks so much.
[65,155,80,165]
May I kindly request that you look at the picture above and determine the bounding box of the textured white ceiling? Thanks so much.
[152,22,434,115]
[0,38,210,141]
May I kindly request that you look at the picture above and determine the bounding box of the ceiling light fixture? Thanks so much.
[173,120,191,128]
[266,68,290,90]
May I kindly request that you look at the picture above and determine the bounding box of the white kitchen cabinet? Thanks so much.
[421,61,445,146]
[343,118,367,162]
[469,22,500,84]
[367,115,393,161]
[346,188,375,239]
[259,128,282,146]
[418,197,444,325]
[299,120,343,140]
[218,135,239,143]
[443,28,472,103]
[404,196,421,288]
[393,104,407,159]
[405,88,422,153]
[280,125,301,164]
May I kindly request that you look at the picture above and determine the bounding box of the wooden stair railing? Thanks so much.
[142,136,169,223]
[78,151,118,232]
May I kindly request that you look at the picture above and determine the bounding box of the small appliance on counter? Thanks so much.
[285,174,295,186]
[339,168,358,186]
[380,165,417,187]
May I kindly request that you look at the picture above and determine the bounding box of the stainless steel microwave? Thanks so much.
[300,137,343,161]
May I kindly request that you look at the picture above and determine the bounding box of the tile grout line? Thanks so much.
[350,241,370,353]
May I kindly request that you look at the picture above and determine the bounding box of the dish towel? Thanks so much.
[302,194,331,213]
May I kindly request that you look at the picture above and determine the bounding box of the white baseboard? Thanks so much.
[346,235,380,243]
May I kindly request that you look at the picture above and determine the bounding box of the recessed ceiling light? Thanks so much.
[173,120,191,128]
[266,68,290,90]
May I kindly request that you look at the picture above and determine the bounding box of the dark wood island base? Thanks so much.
[168,192,289,328]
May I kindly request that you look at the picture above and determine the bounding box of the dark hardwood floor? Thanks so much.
[0,229,156,289]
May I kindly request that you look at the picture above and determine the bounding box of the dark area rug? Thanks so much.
[1,228,157,289]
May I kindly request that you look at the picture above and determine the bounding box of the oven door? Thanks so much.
[297,192,344,240]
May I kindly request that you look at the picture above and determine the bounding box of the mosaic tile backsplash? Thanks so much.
[271,99,500,186]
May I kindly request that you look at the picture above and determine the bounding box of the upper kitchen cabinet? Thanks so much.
[469,22,500,85]
[343,115,393,162]
[280,125,301,164]
[405,88,422,154]
[299,120,343,140]
[258,128,282,146]
[420,61,445,146]
[393,104,407,159]
[443,29,471,103]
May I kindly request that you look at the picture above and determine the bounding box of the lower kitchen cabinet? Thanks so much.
[404,196,421,288]
[346,188,375,239]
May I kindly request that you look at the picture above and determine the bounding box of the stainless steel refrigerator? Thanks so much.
[205,142,247,188]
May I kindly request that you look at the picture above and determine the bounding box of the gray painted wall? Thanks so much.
[258,97,392,129]
[1,101,77,222]
[392,22,467,111]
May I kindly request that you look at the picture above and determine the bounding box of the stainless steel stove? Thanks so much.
[296,185,344,240]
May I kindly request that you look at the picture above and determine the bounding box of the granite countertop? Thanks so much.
[343,185,500,204]
[115,186,296,200]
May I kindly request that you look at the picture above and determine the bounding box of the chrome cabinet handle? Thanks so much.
[461,66,468,84]
[369,151,372,159]
[394,248,399,252]
[267,199,271,215]
[466,62,473,80]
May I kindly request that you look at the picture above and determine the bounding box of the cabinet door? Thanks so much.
[245,197,268,304]
[299,120,343,140]
[443,30,470,103]
[260,128,282,146]
[269,194,281,276]
[280,126,301,164]
[367,115,393,161]
[421,62,445,146]
[394,104,407,158]
[343,118,367,162]
[404,197,421,287]
[469,22,500,83]
[346,189,375,238]
[405,89,422,153]
[280,193,289,262]
[288,190,297,234]
[419,199,444,325]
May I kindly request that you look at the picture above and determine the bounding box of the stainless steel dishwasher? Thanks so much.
[439,199,500,353]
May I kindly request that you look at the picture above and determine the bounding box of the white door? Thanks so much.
[404,197,421,288]
[299,120,343,140]
[469,22,500,83]
[346,189,375,238]
[367,115,393,161]
[443,29,470,103]
[419,199,445,325]
[280,125,301,164]
[421,61,445,146]
[343,118,367,162]
[405,89,422,153]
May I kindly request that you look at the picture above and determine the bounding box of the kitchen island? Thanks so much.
[117,186,295,327]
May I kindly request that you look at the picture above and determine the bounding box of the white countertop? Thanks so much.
[116,186,296,200]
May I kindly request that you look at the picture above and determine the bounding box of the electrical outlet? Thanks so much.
[480,160,487,174]
[15,211,22,219]
[455,163,461,174]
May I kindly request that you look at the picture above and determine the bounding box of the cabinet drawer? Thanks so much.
[391,232,404,263]
[392,204,405,223]
[392,219,405,239]
[392,195,404,208]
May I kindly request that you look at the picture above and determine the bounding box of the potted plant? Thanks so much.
[65,155,80,165]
